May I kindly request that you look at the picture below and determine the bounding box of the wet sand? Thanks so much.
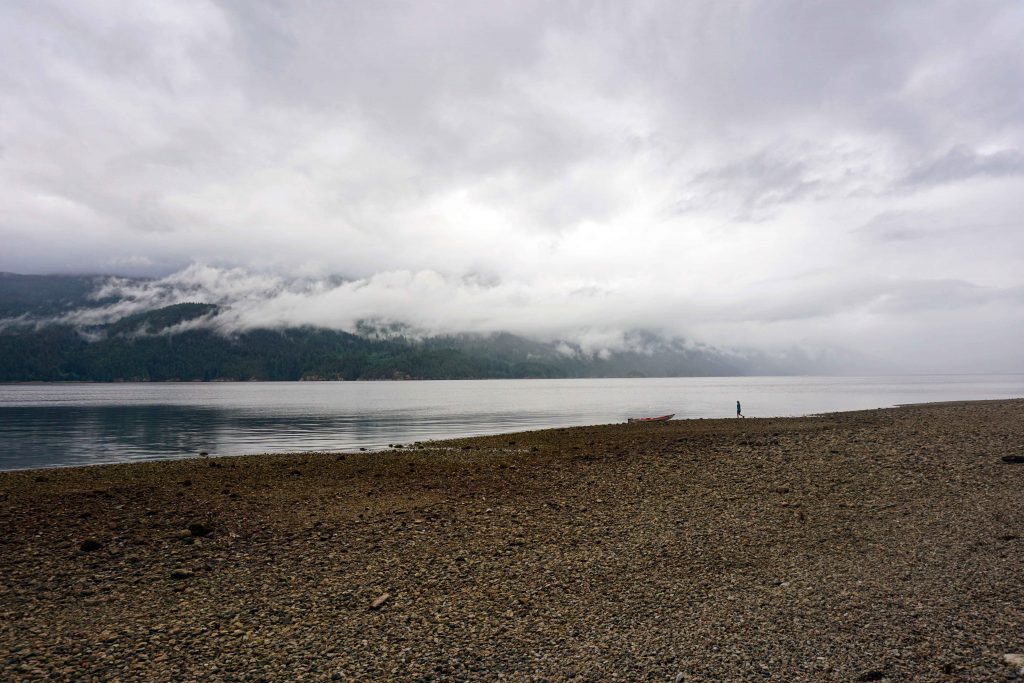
[2,399,1023,681]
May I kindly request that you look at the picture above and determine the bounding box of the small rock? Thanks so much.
[369,593,390,610]
[856,671,885,682]
[79,539,103,553]
[1004,653,1024,671]
[170,568,194,580]
[176,529,193,540]
[188,522,213,537]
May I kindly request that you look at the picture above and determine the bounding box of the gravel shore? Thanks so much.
[2,399,1023,682]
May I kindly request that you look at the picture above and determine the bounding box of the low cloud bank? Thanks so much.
[58,264,708,355]
[2,263,1018,374]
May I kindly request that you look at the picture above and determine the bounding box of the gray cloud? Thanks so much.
[855,212,941,243]
[1,1,1023,371]
[903,145,1024,187]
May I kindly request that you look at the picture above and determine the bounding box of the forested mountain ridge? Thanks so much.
[0,272,118,318]
[0,274,857,381]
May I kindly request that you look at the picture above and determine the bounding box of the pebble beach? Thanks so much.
[2,399,1023,681]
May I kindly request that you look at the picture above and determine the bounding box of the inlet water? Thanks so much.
[2,375,1022,470]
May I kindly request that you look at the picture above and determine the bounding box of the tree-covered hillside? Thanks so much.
[0,310,745,381]
[0,274,855,381]
[0,272,115,318]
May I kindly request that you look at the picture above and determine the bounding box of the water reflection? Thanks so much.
[0,404,567,470]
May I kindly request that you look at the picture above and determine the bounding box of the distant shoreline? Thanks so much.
[3,372,1022,385]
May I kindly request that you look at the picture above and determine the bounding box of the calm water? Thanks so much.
[1,376,1022,471]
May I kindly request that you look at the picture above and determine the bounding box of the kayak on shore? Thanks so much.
[627,413,674,423]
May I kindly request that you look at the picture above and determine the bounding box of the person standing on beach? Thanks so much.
[736,400,743,418]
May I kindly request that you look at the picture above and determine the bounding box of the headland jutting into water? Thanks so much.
[2,400,1023,681]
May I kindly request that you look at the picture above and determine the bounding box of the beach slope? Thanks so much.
[2,400,1023,681]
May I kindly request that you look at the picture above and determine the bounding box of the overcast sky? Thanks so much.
[2,1,1023,370]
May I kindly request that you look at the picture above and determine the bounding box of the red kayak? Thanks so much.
[627,413,675,423]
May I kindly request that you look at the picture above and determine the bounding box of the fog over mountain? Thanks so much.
[2,2,1023,373]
